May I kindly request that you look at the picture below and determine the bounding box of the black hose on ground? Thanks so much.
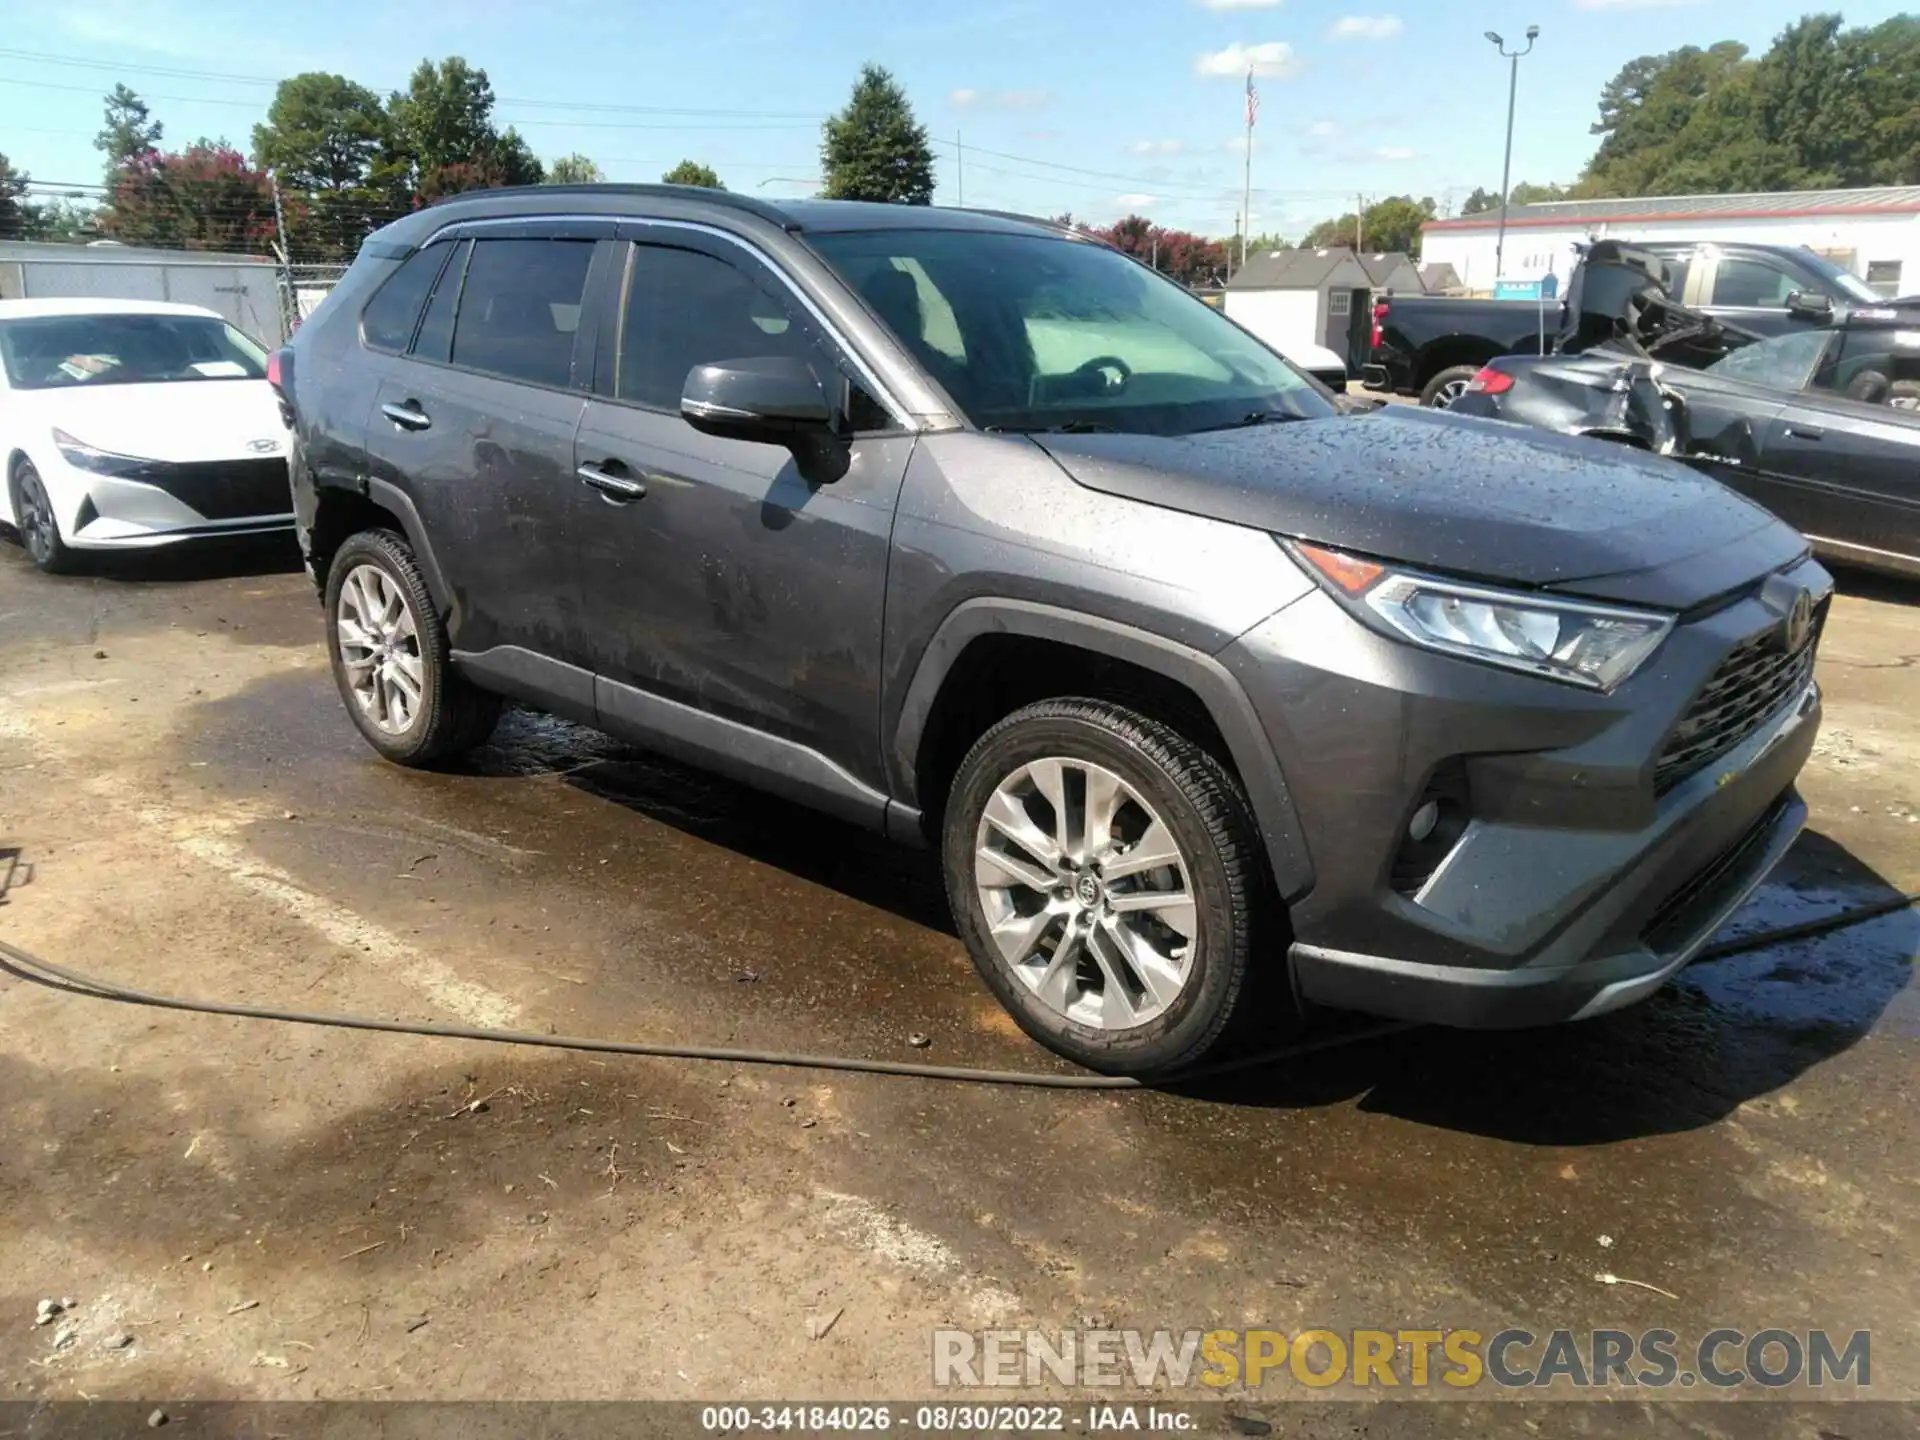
[1,889,1913,1091]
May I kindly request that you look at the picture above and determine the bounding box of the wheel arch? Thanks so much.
[891,599,1315,901]
[307,478,453,618]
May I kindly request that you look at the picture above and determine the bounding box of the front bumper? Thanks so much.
[1222,555,1828,1028]
[49,455,294,549]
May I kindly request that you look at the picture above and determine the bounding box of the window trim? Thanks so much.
[410,238,472,365]
[423,213,916,430]
[358,242,456,356]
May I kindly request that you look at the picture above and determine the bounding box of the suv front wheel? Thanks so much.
[324,529,501,765]
[943,699,1272,1076]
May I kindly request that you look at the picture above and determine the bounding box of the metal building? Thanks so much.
[0,241,287,347]
[1420,186,1920,297]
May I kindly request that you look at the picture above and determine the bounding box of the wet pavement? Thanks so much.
[0,534,1916,1427]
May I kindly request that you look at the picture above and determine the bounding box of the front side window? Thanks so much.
[617,243,819,410]
[449,238,594,388]
[361,246,449,353]
[1709,258,1799,309]
[1705,329,1834,393]
[809,228,1331,435]
[1819,327,1920,406]
[0,312,267,390]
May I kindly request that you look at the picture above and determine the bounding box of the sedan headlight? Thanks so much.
[1291,541,1672,692]
[53,428,151,477]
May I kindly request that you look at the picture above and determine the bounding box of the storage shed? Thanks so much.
[0,241,286,347]
[1224,247,1375,365]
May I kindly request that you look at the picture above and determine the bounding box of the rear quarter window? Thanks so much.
[360,246,451,353]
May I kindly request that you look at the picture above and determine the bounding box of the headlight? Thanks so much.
[1290,541,1672,692]
[53,428,151,477]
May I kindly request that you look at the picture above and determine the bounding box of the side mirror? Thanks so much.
[681,356,834,446]
[1785,290,1834,322]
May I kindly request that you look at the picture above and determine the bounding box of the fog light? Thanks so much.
[1407,800,1440,843]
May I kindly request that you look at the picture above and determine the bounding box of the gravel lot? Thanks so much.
[1,534,1916,1429]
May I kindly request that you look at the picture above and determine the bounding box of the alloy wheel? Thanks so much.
[336,563,425,735]
[16,471,57,565]
[972,757,1198,1030]
[1431,379,1470,409]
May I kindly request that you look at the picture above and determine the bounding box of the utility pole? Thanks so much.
[1150,233,1159,273]
[267,169,293,338]
[1241,67,1257,272]
[1355,193,1366,251]
[1486,25,1541,284]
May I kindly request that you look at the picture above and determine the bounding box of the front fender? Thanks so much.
[889,597,1316,902]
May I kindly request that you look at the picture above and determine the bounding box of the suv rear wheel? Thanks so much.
[943,699,1271,1075]
[324,529,501,765]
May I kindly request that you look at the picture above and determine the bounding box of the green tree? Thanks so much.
[1459,186,1499,215]
[26,197,100,243]
[1244,231,1292,253]
[1506,181,1568,207]
[387,58,543,199]
[0,152,30,240]
[820,64,934,205]
[661,159,723,189]
[549,153,605,184]
[1302,195,1434,254]
[95,84,163,179]
[253,73,389,191]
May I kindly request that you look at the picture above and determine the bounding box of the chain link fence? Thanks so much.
[276,262,351,340]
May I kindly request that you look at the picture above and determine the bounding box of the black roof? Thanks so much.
[397,184,1067,240]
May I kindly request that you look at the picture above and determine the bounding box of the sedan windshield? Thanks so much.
[807,228,1334,436]
[0,313,268,390]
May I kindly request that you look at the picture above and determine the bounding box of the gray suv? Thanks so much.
[275,185,1828,1077]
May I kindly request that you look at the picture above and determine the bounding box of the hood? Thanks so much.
[1561,240,1759,369]
[24,379,287,464]
[1034,404,1802,608]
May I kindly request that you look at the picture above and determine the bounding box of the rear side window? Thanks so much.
[450,238,594,389]
[412,240,470,364]
[361,247,449,353]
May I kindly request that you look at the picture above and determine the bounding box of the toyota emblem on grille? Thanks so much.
[246,438,282,454]
[1780,588,1814,654]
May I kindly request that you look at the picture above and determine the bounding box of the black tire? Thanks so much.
[323,528,500,765]
[942,699,1275,1076]
[1420,364,1484,409]
[8,461,76,574]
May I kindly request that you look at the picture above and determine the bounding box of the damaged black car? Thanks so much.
[1453,241,1920,579]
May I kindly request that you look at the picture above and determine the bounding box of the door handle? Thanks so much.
[1784,423,1824,441]
[576,463,647,502]
[380,400,431,431]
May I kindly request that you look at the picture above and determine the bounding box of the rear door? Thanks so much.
[568,228,916,799]
[362,226,609,700]
[1758,326,1920,567]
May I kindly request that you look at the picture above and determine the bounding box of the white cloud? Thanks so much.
[1376,146,1417,160]
[1194,41,1302,78]
[950,87,1055,110]
[1308,119,1341,138]
[1224,136,1251,153]
[1575,0,1705,9]
[1115,193,1160,209]
[1129,139,1188,155]
[1195,0,1282,9]
[1329,15,1403,40]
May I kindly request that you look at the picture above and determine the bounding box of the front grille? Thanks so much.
[122,457,292,520]
[1653,600,1825,796]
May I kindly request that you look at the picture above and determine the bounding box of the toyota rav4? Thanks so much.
[274,185,1828,1076]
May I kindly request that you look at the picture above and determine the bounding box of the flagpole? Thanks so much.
[1241,67,1254,272]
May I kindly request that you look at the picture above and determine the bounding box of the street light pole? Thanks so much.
[1485,24,1539,287]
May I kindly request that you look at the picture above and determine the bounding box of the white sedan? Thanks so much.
[0,298,292,573]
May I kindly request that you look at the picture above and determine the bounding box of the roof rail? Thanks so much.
[422,182,795,227]
[954,207,1108,242]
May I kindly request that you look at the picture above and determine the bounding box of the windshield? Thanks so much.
[0,313,268,391]
[1796,249,1881,305]
[1704,328,1833,392]
[808,228,1334,435]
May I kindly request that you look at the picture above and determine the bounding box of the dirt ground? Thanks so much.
[1,534,1916,1429]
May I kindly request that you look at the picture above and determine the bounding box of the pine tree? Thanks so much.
[820,65,934,205]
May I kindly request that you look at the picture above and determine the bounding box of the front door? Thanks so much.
[568,231,914,801]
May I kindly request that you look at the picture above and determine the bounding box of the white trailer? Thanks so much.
[0,241,286,348]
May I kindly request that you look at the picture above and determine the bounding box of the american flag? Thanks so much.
[1245,69,1259,129]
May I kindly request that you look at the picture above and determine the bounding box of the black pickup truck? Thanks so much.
[1366,240,1886,407]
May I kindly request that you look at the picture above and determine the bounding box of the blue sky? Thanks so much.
[2,0,1909,239]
